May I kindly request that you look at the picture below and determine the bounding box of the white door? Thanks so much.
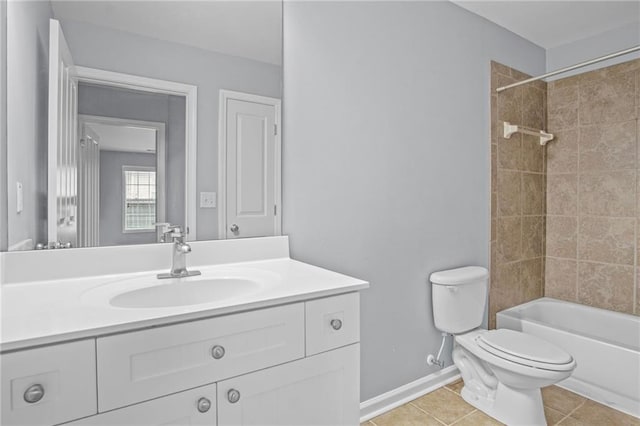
[217,344,360,426]
[219,91,281,239]
[47,19,78,247]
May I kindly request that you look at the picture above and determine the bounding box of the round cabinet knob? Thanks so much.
[330,319,343,330]
[227,389,241,404]
[24,384,45,403]
[197,397,211,413]
[211,345,225,360]
[230,224,239,233]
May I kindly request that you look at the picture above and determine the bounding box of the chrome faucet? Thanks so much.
[155,224,201,279]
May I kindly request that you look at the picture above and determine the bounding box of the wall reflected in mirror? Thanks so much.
[5,0,282,251]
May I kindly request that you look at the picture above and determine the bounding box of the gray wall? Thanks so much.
[60,19,282,240]
[546,22,640,76]
[6,0,52,249]
[282,1,545,401]
[99,151,157,246]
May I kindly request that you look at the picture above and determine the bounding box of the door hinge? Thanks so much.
[274,124,278,135]
[274,205,277,215]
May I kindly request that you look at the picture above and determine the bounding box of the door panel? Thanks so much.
[224,96,278,239]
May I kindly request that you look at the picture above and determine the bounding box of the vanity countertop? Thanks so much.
[0,257,368,352]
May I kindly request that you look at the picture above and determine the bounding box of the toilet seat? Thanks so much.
[476,329,575,372]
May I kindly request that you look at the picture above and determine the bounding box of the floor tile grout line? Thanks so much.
[449,409,480,426]
[407,401,448,426]
[554,398,587,425]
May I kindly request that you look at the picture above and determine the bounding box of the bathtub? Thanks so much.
[497,297,640,418]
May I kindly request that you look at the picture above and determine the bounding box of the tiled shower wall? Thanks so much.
[489,62,547,328]
[545,59,640,315]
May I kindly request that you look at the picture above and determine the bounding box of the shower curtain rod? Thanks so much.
[496,45,640,93]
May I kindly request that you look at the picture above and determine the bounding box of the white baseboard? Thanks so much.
[360,366,460,422]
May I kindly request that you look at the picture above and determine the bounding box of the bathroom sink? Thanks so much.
[110,277,262,308]
[81,266,280,309]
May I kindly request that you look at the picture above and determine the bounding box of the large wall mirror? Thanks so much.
[3,0,282,251]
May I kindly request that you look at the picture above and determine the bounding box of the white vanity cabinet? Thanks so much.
[0,293,361,426]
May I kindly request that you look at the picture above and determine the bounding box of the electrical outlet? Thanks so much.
[200,192,216,208]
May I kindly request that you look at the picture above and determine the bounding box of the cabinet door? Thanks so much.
[218,344,359,426]
[65,384,217,426]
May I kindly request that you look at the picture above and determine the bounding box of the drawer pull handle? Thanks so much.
[211,345,226,359]
[227,389,241,404]
[197,397,212,413]
[330,319,343,330]
[24,384,45,403]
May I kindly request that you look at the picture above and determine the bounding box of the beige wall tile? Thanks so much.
[521,257,543,301]
[578,217,635,265]
[578,171,636,217]
[498,86,522,124]
[496,217,521,263]
[523,86,545,129]
[523,173,544,215]
[498,134,522,170]
[579,72,636,125]
[497,171,521,216]
[548,85,578,131]
[522,216,544,258]
[578,262,634,314]
[546,216,577,259]
[491,61,513,78]
[546,129,578,174]
[547,174,577,216]
[579,121,636,171]
[522,134,545,172]
[491,144,497,191]
[544,257,577,302]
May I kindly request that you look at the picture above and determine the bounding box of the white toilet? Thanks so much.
[430,266,576,426]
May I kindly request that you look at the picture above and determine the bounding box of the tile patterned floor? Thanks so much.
[362,380,640,426]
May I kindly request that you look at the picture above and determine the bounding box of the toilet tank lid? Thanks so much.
[430,266,488,285]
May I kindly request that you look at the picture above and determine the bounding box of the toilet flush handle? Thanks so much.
[447,286,458,293]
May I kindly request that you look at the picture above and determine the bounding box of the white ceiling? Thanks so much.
[87,123,156,153]
[452,1,640,49]
[51,1,282,65]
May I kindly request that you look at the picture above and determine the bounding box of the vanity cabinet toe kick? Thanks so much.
[1,292,361,426]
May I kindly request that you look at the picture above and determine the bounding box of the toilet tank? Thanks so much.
[430,266,488,334]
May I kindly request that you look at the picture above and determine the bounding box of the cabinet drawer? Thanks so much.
[0,339,97,426]
[66,383,217,425]
[97,303,305,411]
[305,292,360,356]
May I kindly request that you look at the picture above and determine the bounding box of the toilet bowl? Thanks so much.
[453,329,576,425]
[430,266,576,425]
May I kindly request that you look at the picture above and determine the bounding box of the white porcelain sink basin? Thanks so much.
[110,277,262,308]
[81,266,280,309]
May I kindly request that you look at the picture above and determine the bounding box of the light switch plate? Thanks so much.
[200,192,216,208]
